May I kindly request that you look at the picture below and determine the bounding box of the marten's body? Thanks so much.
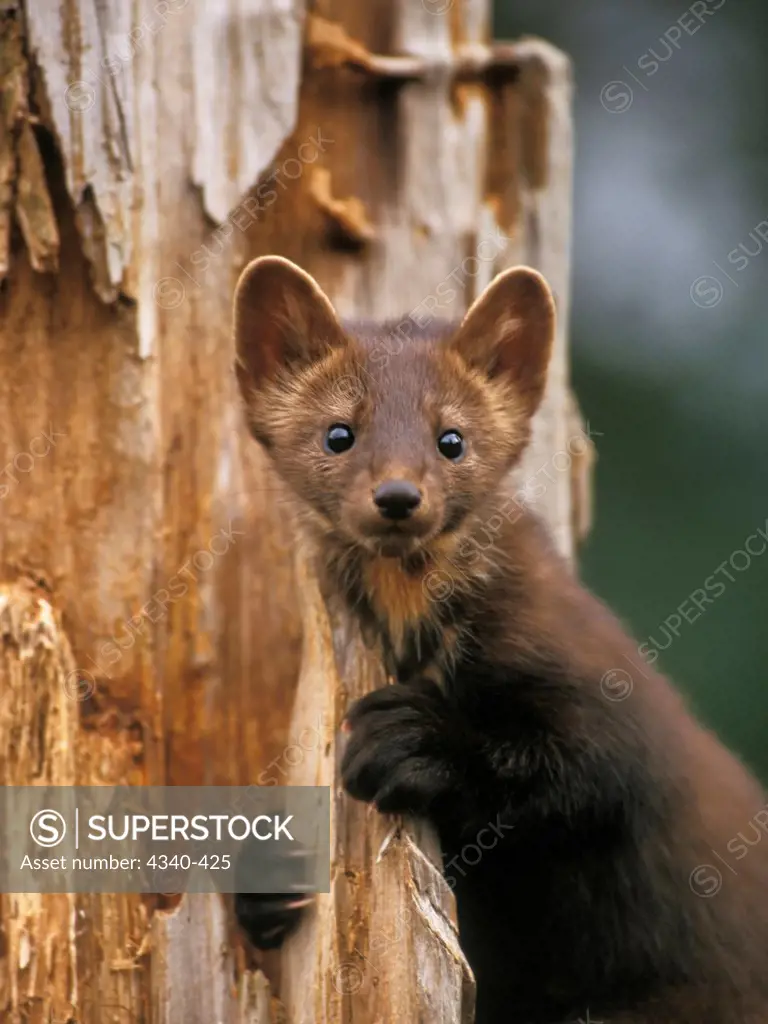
[233,256,768,1023]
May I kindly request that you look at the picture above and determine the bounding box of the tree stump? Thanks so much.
[0,2,585,1020]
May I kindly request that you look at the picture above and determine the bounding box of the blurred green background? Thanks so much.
[495,1,768,781]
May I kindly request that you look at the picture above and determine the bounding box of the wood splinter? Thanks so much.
[307,14,521,85]
[310,167,376,247]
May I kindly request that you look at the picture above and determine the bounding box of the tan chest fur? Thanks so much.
[362,556,466,687]
[363,557,432,655]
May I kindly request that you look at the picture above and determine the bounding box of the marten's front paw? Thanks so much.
[236,891,314,949]
[234,834,315,949]
[341,679,465,817]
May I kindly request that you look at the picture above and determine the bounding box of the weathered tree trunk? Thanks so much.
[0,1,583,1022]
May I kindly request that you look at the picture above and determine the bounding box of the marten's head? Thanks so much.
[234,256,555,565]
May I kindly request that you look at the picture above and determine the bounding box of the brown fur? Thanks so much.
[233,257,768,1024]
[363,556,432,653]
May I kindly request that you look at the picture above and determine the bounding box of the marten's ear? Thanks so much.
[449,266,555,418]
[233,255,345,398]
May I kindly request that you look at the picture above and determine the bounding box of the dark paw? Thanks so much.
[234,831,315,949]
[341,679,465,817]
[236,891,314,949]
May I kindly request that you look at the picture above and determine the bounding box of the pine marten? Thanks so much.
[233,255,768,1024]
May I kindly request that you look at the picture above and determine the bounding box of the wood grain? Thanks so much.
[0,2,579,1021]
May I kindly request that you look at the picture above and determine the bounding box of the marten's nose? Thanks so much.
[373,480,422,520]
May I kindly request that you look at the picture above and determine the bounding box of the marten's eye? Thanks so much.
[437,429,465,461]
[325,423,355,454]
